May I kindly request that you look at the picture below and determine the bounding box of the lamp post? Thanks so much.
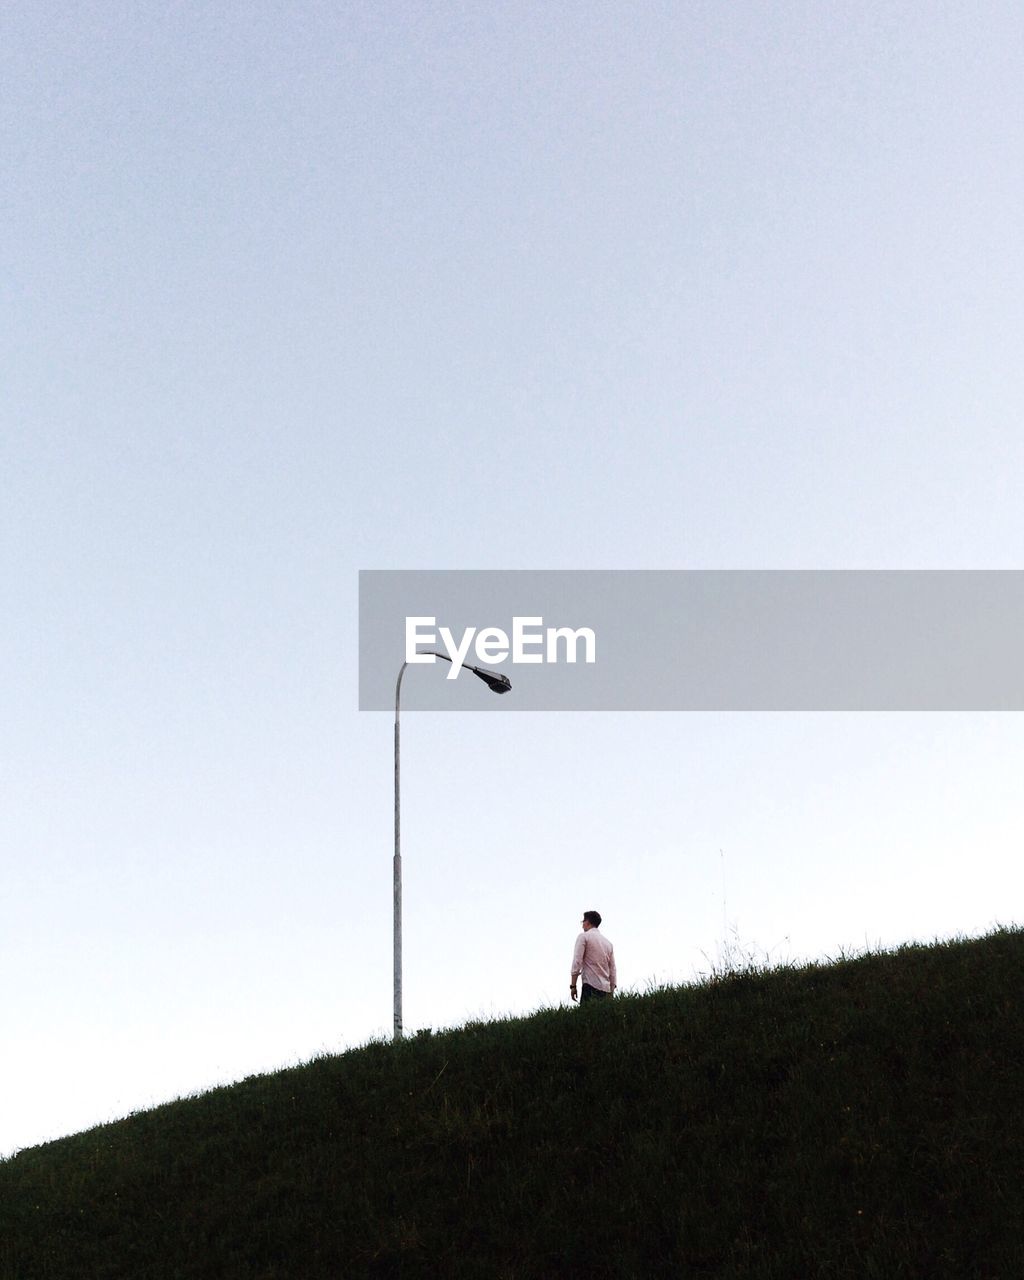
[393,652,511,1039]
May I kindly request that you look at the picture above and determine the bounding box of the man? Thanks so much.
[570,910,616,1003]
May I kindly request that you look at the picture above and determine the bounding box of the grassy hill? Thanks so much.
[3,928,1022,1279]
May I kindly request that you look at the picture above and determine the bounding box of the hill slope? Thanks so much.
[3,928,1022,1279]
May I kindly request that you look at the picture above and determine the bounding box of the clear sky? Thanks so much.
[3,1,1023,1156]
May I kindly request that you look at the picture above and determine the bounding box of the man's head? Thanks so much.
[581,910,602,931]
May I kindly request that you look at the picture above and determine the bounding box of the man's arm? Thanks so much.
[570,932,585,1002]
[609,944,617,995]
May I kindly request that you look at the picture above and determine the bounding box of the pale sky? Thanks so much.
[3,0,1023,1156]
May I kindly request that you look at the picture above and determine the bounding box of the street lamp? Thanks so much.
[393,651,510,1039]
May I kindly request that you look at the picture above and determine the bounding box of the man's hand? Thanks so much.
[570,983,578,1002]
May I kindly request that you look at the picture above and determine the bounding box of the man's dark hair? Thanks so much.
[583,910,602,928]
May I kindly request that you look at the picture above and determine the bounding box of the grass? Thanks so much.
[2,927,1022,1278]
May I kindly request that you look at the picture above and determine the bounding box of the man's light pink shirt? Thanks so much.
[571,929,616,993]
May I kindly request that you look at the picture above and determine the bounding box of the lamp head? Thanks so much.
[469,665,512,694]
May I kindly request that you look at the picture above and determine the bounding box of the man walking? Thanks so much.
[570,910,616,1003]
